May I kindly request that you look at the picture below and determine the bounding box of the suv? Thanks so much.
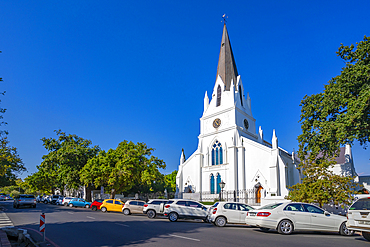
[13,194,36,208]
[163,199,208,222]
[143,199,168,218]
[51,195,62,205]
[122,200,146,215]
[208,202,254,227]
[347,197,370,241]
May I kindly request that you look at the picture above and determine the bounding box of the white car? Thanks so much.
[245,201,353,236]
[163,199,208,222]
[143,199,168,218]
[208,202,254,227]
[62,197,76,206]
[346,197,370,241]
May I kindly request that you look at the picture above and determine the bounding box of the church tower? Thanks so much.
[176,23,300,202]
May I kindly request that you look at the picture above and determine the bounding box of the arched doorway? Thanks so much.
[255,184,263,204]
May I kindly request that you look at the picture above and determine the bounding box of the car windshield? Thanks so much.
[350,198,370,210]
[258,203,283,210]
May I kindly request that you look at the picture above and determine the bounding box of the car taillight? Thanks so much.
[18,200,21,202]
[144,204,148,207]
[212,208,217,214]
[165,205,170,208]
[257,212,271,217]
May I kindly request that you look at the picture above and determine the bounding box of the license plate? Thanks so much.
[249,212,256,216]
[357,221,370,225]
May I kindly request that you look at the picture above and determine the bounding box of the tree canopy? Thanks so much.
[80,140,166,198]
[287,36,370,206]
[30,130,100,193]
[298,36,370,158]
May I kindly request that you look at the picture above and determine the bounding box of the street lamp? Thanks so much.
[219,180,225,201]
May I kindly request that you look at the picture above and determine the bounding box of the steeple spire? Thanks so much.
[216,23,238,91]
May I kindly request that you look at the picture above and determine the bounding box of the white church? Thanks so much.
[175,24,301,204]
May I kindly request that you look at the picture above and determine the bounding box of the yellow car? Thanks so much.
[100,199,124,213]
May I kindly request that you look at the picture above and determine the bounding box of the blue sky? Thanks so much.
[1,0,369,179]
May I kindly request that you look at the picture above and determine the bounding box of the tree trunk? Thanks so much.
[85,184,93,202]
[110,188,116,199]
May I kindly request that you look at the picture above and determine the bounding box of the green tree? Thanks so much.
[288,36,370,206]
[0,134,26,187]
[80,141,166,199]
[164,170,177,192]
[37,130,100,196]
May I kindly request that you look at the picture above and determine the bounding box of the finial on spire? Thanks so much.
[222,14,228,24]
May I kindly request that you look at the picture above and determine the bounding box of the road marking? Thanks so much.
[169,234,200,242]
[86,216,95,219]
[115,223,130,227]
[68,212,74,214]
[0,212,13,227]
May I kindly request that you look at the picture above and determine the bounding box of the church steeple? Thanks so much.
[216,23,238,91]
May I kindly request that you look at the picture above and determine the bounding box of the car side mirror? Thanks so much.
[324,211,330,216]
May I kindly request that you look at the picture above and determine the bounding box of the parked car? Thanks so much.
[68,198,91,208]
[4,195,12,200]
[208,202,254,227]
[143,199,168,218]
[0,195,6,201]
[62,197,76,206]
[122,200,146,215]
[163,199,208,222]
[100,199,124,213]
[13,194,36,208]
[347,197,370,241]
[42,196,52,204]
[56,196,64,205]
[90,199,104,211]
[51,195,63,205]
[245,201,353,236]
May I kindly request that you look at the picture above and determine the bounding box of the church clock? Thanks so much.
[213,118,221,128]
[244,119,249,130]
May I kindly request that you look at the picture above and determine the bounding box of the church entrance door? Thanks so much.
[255,186,263,204]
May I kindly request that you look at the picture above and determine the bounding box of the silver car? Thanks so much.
[347,197,370,241]
[13,194,36,208]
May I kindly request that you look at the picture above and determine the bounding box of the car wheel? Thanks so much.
[123,209,130,215]
[147,210,156,219]
[168,212,178,222]
[64,202,68,206]
[215,216,227,227]
[362,231,370,241]
[101,207,107,213]
[91,206,97,211]
[69,204,74,208]
[260,227,270,232]
[85,204,90,208]
[339,222,354,236]
[278,219,294,235]
[203,218,209,223]
[44,201,48,204]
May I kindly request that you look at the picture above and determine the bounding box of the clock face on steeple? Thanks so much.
[244,119,249,130]
[213,118,221,128]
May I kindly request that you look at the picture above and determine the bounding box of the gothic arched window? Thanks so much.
[212,140,223,166]
[216,85,221,107]
[210,174,215,194]
[216,173,221,194]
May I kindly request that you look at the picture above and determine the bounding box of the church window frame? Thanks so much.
[216,85,221,107]
[211,140,223,166]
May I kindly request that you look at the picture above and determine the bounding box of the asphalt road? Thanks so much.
[1,200,369,247]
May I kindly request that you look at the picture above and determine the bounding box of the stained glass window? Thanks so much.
[211,140,223,165]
